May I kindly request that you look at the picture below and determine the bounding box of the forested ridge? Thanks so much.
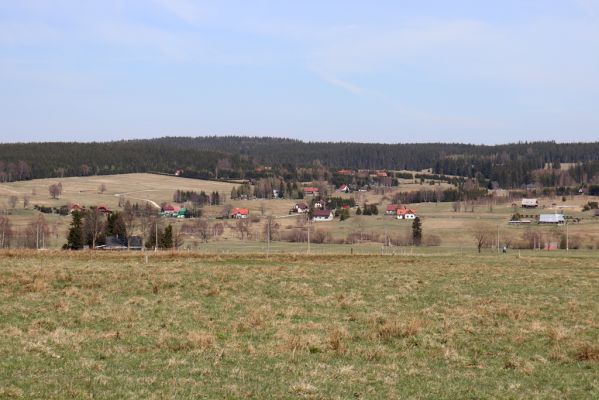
[2,136,599,187]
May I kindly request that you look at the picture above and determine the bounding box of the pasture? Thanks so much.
[0,252,597,399]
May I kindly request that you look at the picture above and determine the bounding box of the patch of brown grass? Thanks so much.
[574,343,599,362]
[376,317,424,340]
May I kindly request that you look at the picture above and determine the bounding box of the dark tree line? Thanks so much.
[3,137,599,188]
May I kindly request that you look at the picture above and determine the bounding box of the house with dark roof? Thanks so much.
[312,209,334,222]
[293,202,309,213]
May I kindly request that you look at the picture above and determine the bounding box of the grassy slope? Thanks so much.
[0,252,597,399]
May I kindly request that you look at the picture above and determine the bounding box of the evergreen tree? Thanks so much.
[161,224,174,249]
[66,211,84,250]
[412,217,422,246]
[356,206,362,215]
[106,211,127,238]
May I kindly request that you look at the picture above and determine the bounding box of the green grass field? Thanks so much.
[0,251,597,399]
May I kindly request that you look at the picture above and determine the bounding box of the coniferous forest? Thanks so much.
[1,136,599,188]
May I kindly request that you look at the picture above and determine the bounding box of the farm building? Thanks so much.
[293,202,309,213]
[539,214,565,224]
[96,235,143,250]
[161,204,181,217]
[231,208,249,219]
[303,187,320,196]
[521,198,538,208]
[312,209,334,222]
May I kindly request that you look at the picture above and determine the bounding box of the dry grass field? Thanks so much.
[0,251,597,399]
[0,173,238,211]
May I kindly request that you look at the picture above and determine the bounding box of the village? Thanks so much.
[2,168,595,252]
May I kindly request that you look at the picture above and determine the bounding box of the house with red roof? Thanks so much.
[231,208,249,219]
[303,187,320,196]
[338,184,350,193]
[97,205,112,214]
[396,206,416,220]
[385,204,400,215]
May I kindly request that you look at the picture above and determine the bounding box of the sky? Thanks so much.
[1,0,598,144]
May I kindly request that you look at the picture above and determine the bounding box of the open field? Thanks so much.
[0,173,238,210]
[0,252,597,399]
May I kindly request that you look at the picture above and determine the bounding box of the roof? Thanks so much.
[313,209,332,217]
[99,235,143,250]
[539,214,565,223]
[296,202,308,209]
[163,204,177,211]
[397,208,416,215]
[303,187,319,192]
[386,204,399,212]
[231,208,249,215]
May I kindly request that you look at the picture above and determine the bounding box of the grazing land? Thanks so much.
[0,252,597,399]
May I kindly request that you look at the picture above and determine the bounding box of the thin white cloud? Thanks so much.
[152,0,204,24]
[313,71,365,95]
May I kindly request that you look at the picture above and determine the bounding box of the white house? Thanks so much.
[539,213,565,224]
[293,202,309,213]
[521,198,539,208]
[312,209,334,222]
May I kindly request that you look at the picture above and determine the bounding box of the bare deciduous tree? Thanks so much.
[263,215,280,242]
[22,194,30,209]
[8,195,18,209]
[472,223,494,253]
[236,219,251,241]
[99,183,107,194]
[0,216,13,248]
[25,215,49,249]
[83,207,105,249]
[49,183,63,199]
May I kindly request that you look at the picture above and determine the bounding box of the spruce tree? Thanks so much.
[412,217,422,246]
[67,211,84,250]
[161,224,173,249]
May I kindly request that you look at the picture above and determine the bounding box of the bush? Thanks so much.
[422,234,442,246]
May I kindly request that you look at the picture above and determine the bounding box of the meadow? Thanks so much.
[0,251,597,399]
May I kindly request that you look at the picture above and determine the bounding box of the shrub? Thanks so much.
[422,234,442,246]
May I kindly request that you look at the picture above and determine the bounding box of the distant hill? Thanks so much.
[1,136,599,187]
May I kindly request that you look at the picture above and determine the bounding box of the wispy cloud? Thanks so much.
[152,0,204,24]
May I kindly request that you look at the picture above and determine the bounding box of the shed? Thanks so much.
[539,214,565,224]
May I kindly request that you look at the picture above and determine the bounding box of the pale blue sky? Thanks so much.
[1,0,598,143]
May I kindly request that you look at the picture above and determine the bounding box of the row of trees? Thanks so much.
[172,190,222,206]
